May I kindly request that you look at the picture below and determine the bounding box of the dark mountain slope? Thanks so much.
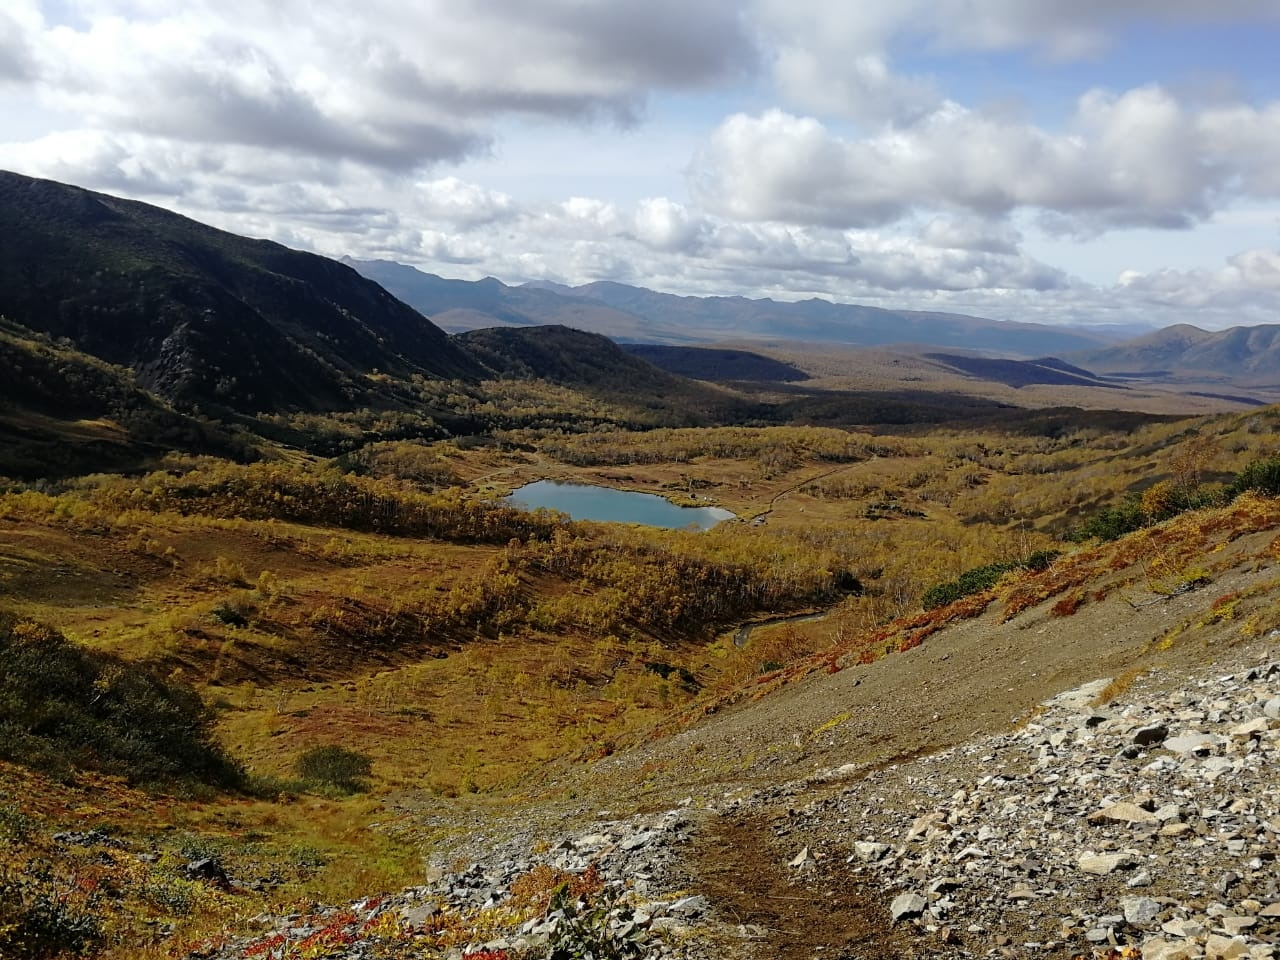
[455,325,754,425]
[620,344,810,383]
[0,318,248,478]
[0,172,482,414]
[924,353,1123,389]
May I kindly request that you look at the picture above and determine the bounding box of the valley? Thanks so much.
[0,172,1277,960]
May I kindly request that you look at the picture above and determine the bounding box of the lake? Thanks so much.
[503,480,735,531]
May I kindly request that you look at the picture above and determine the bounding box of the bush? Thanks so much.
[1229,457,1280,498]
[922,561,1016,610]
[1066,497,1146,543]
[0,860,104,960]
[544,886,649,960]
[921,550,1061,610]
[295,745,373,793]
[0,612,243,790]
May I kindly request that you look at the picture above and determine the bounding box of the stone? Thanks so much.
[398,903,440,928]
[1127,870,1154,888]
[668,895,708,918]
[891,892,928,922]
[853,841,890,863]
[1134,724,1170,746]
[1078,852,1133,875]
[1164,733,1226,755]
[1123,896,1162,926]
[620,831,654,852]
[1205,934,1250,959]
[1162,919,1206,938]
[907,812,948,840]
[185,857,230,888]
[1089,802,1159,825]
[1142,939,1199,960]
[789,846,812,868]
[1228,718,1271,738]
[1219,916,1256,935]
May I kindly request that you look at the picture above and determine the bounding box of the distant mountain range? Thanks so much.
[2,171,1276,443]
[344,258,1123,357]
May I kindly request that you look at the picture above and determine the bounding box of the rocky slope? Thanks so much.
[182,640,1278,960]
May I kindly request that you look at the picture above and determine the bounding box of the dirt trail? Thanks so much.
[692,814,915,960]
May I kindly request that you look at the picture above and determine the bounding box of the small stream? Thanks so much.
[733,610,832,649]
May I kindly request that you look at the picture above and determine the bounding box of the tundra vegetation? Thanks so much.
[1,352,1279,956]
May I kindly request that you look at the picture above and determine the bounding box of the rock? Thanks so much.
[399,903,440,928]
[1153,804,1183,823]
[907,812,948,840]
[620,831,653,852]
[1126,870,1154,888]
[1123,896,1162,926]
[1134,724,1170,746]
[667,895,708,918]
[1162,919,1206,938]
[1142,939,1199,960]
[1205,934,1250,959]
[1263,697,1280,720]
[853,841,890,863]
[1164,733,1227,755]
[1220,916,1256,935]
[789,846,812,868]
[891,892,927,922]
[1078,852,1133,875]
[1089,802,1159,825]
[185,857,230,888]
[1228,718,1271,738]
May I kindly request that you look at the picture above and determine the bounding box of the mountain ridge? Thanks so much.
[345,257,1126,356]
[1070,322,1280,382]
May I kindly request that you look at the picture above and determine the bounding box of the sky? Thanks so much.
[3,2,1280,331]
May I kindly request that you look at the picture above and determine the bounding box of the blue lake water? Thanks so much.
[504,480,735,531]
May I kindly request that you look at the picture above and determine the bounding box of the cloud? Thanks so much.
[632,198,709,253]
[11,0,757,172]
[691,88,1280,233]
[754,0,1280,124]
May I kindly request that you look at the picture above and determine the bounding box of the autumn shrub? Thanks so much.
[296,745,373,794]
[1051,593,1085,617]
[543,885,649,960]
[921,561,1018,609]
[0,859,105,960]
[1228,456,1280,498]
[1067,497,1146,542]
[0,612,243,789]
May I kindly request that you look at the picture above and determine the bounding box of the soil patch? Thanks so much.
[692,813,915,959]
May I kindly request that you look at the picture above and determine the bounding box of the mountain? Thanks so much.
[344,258,663,341]
[0,172,482,414]
[455,324,752,424]
[346,258,1122,356]
[1071,323,1280,383]
[0,317,248,477]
